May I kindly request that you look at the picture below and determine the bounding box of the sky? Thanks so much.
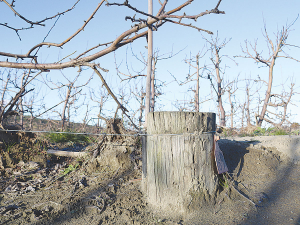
[0,0,300,128]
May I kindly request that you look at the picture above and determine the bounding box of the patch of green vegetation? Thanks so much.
[219,174,229,188]
[252,127,267,136]
[62,163,79,175]
[250,126,289,136]
[45,131,93,144]
[3,142,15,153]
[291,130,300,135]
[271,129,288,136]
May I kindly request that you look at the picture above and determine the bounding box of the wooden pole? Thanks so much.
[142,112,218,213]
[145,0,153,126]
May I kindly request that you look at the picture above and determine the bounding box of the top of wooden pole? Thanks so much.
[147,111,215,134]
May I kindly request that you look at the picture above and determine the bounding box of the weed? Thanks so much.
[45,131,92,144]
[252,127,267,136]
[291,130,300,135]
[219,174,229,188]
[272,129,288,136]
[3,142,16,153]
[62,163,79,175]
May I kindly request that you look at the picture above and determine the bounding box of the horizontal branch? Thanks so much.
[0,51,37,61]
[0,0,224,70]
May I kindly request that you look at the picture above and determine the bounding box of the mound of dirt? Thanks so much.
[0,131,47,171]
[0,135,300,225]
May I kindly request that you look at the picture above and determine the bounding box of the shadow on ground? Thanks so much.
[218,139,250,176]
[234,137,300,225]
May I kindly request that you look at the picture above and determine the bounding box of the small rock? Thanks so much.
[43,205,52,212]
[17,161,25,167]
[19,182,26,186]
[25,186,35,192]
[28,161,39,169]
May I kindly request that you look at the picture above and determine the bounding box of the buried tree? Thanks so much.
[142,111,218,213]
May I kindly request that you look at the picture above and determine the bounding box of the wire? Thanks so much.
[0,129,216,137]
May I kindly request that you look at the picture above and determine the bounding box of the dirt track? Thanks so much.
[1,135,300,224]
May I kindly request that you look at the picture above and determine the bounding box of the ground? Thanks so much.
[0,132,300,225]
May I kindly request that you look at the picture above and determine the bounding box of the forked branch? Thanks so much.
[0,0,224,70]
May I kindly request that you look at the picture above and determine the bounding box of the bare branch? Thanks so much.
[0,0,225,70]
[1,0,80,27]
[25,1,105,57]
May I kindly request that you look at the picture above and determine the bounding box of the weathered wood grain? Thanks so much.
[143,112,217,213]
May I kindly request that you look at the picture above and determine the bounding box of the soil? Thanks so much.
[0,132,300,225]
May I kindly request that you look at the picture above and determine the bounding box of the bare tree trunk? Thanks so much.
[82,104,89,132]
[61,85,72,131]
[228,89,234,129]
[257,59,276,126]
[241,103,245,128]
[150,57,156,112]
[245,83,251,126]
[120,96,124,122]
[18,73,29,129]
[30,115,33,130]
[97,96,104,129]
[0,75,10,112]
[215,49,225,127]
[19,99,24,129]
[278,83,294,126]
[139,91,145,128]
[195,54,200,112]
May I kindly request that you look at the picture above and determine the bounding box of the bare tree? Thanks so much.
[0,69,41,129]
[0,0,225,127]
[131,85,146,128]
[181,50,208,111]
[17,71,31,129]
[226,83,238,129]
[237,21,300,126]
[245,80,251,126]
[115,48,174,115]
[264,82,295,127]
[205,35,232,127]
[43,71,92,131]
[0,70,11,113]
[90,88,109,131]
